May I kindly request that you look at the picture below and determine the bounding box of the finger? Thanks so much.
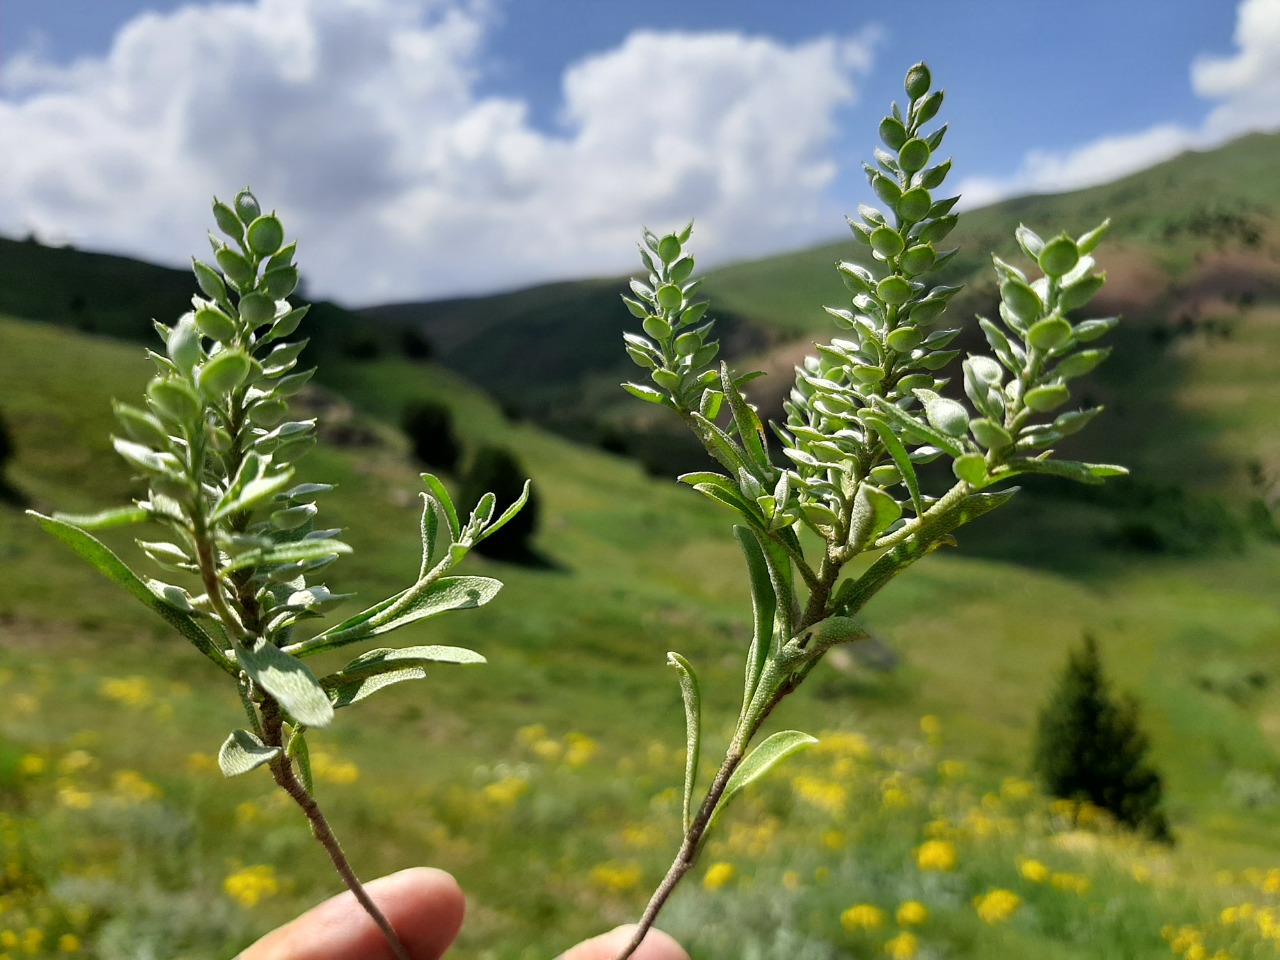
[240,867,465,960]
[556,925,690,960]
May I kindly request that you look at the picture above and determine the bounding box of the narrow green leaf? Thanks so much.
[52,505,149,530]
[994,457,1127,485]
[474,480,531,545]
[286,727,313,795]
[719,364,769,473]
[222,538,351,574]
[863,415,925,519]
[29,512,235,675]
[236,641,334,728]
[667,652,702,833]
[321,644,485,708]
[710,731,818,831]
[733,527,776,710]
[869,396,964,458]
[218,729,280,777]
[421,473,461,542]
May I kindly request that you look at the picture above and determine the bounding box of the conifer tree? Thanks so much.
[1034,634,1171,841]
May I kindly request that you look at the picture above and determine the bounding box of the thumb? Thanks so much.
[557,925,690,960]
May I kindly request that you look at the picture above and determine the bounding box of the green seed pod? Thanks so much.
[238,292,277,329]
[246,214,285,257]
[267,241,297,270]
[952,453,987,486]
[879,116,908,151]
[657,235,681,264]
[1023,383,1070,412]
[197,349,252,396]
[669,257,695,285]
[267,306,308,342]
[876,276,913,305]
[871,173,902,208]
[1054,348,1110,380]
[870,225,905,259]
[896,188,932,223]
[674,332,701,356]
[905,62,932,100]
[918,214,958,245]
[1072,316,1118,343]
[968,418,1013,451]
[895,373,933,395]
[837,261,874,296]
[852,364,886,384]
[900,244,935,275]
[652,368,682,393]
[898,138,930,174]
[869,464,901,487]
[262,264,299,300]
[215,247,255,289]
[114,402,171,448]
[248,396,289,428]
[147,378,201,424]
[656,284,683,312]
[213,200,243,240]
[886,326,924,352]
[195,304,239,342]
[913,90,944,125]
[270,503,317,531]
[234,190,261,224]
[167,313,203,374]
[642,315,671,341]
[1059,272,1106,312]
[1038,236,1080,278]
[192,258,228,302]
[1000,278,1043,324]
[1028,315,1073,352]
[923,396,969,438]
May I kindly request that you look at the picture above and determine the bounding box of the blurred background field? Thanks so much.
[2,128,1280,959]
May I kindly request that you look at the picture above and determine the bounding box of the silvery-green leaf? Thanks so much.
[218,729,280,777]
[52,505,150,531]
[475,480,530,545]
[236,641,334,727]
[286,727,313,795]
[222,538,350,574]
[709,731,818,833]
[733,527,776,709]
[322,645,484,708]
[667,652,702,833]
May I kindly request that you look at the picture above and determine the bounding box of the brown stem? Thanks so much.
[261,704,411,960]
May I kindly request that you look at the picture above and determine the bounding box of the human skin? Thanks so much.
[237,868,689,960]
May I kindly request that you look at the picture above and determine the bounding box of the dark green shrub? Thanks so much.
[1033,634,1171,841]
[459,446,538,560]
[401,400,460,472]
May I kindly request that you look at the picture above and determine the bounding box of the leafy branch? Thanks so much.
[613,61,1125,959]
[30,190,526,959]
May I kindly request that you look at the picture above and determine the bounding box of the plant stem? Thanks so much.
[261,705,411,960]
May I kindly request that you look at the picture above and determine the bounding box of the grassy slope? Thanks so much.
[3,304,1280,955]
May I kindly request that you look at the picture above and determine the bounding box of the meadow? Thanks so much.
[2,132,1280,958]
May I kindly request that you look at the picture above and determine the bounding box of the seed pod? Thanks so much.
[886,326,923,352]
[1023,383,1070,412]
[167,313,203,373]
[262,265,299,300]
[271,503,317,531]
[879,116,908,151]
[234,190,261,224]
[213,201,243,240]
[852,364,886,384]
[114,402,171,448]
[247,215,285,257]
[1028,315,1073,352]
[869,464,901,487]
[1000,278,1043,324]
[877,276,913,305]
[216,247,255,289]
[239,292,277,329]
[1038,235,1080,277]
[898,138,930,174]
[642,315,671,340]
[656,284,683,312]
[652,369,681,393]
[900,244,935,275]
[192,258,228,302]
[147,378,201,424]
[674,332,701,356]
[968,418,1013,451]
[870,226,905,259]
[197,349,252,396]
[657,235,681,263]
[922,395,969,438]
[896,188,932,223]
[669,257,695,285]
[195,304,238,341]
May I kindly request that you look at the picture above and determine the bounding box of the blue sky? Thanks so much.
[1,0,1273,304]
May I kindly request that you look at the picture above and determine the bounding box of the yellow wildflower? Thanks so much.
[310,751,359,785]
[16,755,44,777]
[515,723,547,746]
[1050,872,1090,895]
[822,830,846,850]
[564,733,597,767]
[919,715,941,738]
[883,931,918,959]
[1000,777,1036,802]
[99,676,152,708]
[896,901,928,926]
[781,870,801,890]
[58,932,81,952]
[702,862,736,891]
[792,775,848,814]
[937,759,967,780]
[1018,857,1050,883]
[224,865,280,907]
[841,904,886,932]
[482,776,528,806]
[185,752,215,772]
[973,889,1021,924]
[590,861,643,894]
[531,738,563,762]
[112,769,161,803]
[913,839,957,872]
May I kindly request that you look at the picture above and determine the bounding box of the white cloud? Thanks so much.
[956,0,1280,209]
[0,0,876,303]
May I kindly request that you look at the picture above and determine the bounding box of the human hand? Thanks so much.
[238,868,689,960]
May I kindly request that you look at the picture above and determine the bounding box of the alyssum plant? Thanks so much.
[29,190,527,960]
[613,61,1123,958]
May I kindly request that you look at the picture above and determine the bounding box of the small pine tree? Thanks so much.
[1033,634,1171,841]
[459,445,538,561]
[401,400,461,472]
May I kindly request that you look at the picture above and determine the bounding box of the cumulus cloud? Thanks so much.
[955,0,1280,209]
[0,0,876,303]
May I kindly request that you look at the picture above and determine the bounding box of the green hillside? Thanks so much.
[1,131,1280,957]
